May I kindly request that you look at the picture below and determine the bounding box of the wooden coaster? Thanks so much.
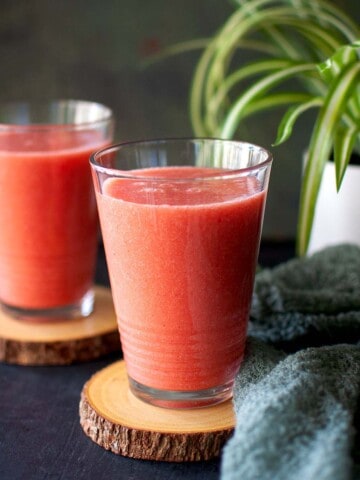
[79,360,236,462]
[0,286,120,365]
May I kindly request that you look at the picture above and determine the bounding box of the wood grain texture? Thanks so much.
[79,360,235,462]
[0,286,120,365]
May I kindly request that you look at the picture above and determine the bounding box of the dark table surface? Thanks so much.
[0,241,295,480]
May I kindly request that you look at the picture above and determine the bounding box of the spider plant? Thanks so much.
[185,0,360,255]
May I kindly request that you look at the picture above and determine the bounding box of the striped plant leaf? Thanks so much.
[298,60,360,255]
[273,97,323,146]
[220,63,316,139]
[334,125,359,190]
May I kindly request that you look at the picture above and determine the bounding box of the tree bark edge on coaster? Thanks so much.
[0,286,120,365]
[79,360,235,462]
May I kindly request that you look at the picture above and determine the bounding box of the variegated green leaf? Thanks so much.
[206,59,296,133]
[334,125,359,190]
[220,63,316,139]
[273,97,323,146]
[242,93,314,117]
[318,42,359,84]
[298,61,360,255]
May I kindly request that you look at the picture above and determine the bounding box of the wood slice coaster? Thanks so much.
[0,286,120,365]
[79,360,236,462]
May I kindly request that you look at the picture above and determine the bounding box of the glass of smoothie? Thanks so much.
[0,100,114,321]
[90,138,272,408]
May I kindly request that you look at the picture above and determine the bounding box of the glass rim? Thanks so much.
[90,137,273,181]
[0,99,113,131]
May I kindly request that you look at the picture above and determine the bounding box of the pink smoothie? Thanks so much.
[0,129,107,310]
[96,167,266,391]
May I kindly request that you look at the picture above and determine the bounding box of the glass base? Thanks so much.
[128,376,234,409]
[0,289,94,323]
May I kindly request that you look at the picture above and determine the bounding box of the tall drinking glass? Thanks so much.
[0,100,114,321]
[91,138,272,408]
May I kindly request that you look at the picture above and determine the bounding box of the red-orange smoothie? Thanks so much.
[0,130,105,310]
[97,167,266,392]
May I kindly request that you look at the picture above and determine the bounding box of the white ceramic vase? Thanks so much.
[307,161,360,255]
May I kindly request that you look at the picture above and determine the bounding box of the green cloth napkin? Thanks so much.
[221,244,360,480]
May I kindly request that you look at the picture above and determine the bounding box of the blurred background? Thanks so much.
[0,0,358,240]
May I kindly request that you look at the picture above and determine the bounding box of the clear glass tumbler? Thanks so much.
[0,100,114,321]
[91,138,272,408]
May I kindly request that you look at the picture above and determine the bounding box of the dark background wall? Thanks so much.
[0,0,358,239]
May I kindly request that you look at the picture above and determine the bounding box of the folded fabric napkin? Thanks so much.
[221,244,360,480]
